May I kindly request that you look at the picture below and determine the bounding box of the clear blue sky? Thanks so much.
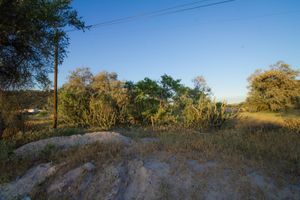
[58,0,300,103]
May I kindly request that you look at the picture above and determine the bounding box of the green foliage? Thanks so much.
[246,61,300,112]
[58,68,235,130]
[58,69,127,129]
[89,95,117,129]
[90,71,129,128]
[0,0,85,89]
[182,96,236,130]
[58,86,90,126]
[58,68,91,126]
[160,74,182,100]
[152,105,178,126]
[133,78,162,124]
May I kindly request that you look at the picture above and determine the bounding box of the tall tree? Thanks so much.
[0,0,86,129]
[0,0,86,89]
[246,61,300,112]
[160,74,182,102]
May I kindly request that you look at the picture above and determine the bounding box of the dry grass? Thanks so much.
[51,142,124,168]
[133,129,299,174]
[240,112,285,124]
[126,111,300,179]
[30,142,124,200]
[0,141,124,184]
[240,111,300,126]
[1,111,299,186]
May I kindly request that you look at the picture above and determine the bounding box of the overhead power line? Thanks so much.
[91,0,216,27]
[149,0,235,17]
[67,0,236,32]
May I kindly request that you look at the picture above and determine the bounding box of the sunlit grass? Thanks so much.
[241,111,300,124]
[1,111,300,185]
[240,112,285,125]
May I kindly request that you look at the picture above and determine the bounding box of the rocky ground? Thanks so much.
[0,132,299,200]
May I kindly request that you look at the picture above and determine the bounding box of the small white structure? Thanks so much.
[22,108,40,114]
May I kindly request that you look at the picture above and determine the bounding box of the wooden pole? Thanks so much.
[53,32,59,129]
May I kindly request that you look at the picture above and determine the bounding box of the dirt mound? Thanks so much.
[14,132,132,157]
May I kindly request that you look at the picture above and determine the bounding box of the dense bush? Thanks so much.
[58,68,236,130]
[58,69,129,129]
[246,61,300,112]
[58,86,90,127]
[89,95,117,129]
[58,68,92,127]
[182,96,236,130]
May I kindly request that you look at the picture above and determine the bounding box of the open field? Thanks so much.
[240,111,300,125]
[1,112,300,199]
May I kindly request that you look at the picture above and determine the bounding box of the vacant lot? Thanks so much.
[0,112,300,199]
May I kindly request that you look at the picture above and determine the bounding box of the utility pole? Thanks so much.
[53,31,59,129]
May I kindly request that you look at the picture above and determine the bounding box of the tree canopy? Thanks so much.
[246,61,300,112]
[0,0,85,89]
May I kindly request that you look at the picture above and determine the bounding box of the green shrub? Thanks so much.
[89,95,117,129]
[57,69,237,130]
[246,62,300,112]
[58,87,90,127]
[152,105,178,127]
[183,96,237,130]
